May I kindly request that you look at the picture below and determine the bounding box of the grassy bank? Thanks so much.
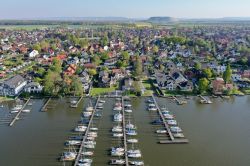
[90,87,117,96]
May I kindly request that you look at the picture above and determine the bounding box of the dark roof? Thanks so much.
[4,75,25,88]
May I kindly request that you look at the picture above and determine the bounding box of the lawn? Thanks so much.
[90,87,116,96]
[142,79,154,96]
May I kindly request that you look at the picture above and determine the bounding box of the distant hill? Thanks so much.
[147,17,178,24]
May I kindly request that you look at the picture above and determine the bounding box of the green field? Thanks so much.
[90,87,116,96]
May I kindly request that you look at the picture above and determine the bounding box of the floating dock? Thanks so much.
[121,96,129,166]
[198,95,212,104]
[73,96,100,166]
[172,96,187,105]
[70,96,84,108]
[9,98,31,127]
[151,95,189,144]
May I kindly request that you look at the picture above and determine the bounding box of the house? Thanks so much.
[0,75,27,96]
[29,50,39,58]
[79,71,91,92]
[24,82,43,93]
[212,77,225,95]
[242,70,250,79]
[98,71,116,88]
[64,64,77,76]
[122,78,134,91]
[231,73,242,82]
[216,65,226,74]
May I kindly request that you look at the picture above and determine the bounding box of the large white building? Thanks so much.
[29,50,39,58]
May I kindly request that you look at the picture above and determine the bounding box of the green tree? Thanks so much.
[50,58,62,73]
[100,52,109,61]
[100,35,109,46]
[33,44,41,53]
[121,51,130,61]
[132,81,142,96]
[194,62,201,70]
[43,70,62,96]
[91,55,102,66]
[198,78,209,94]
[133,55,143,78]
[152,45,159,54]
[88,69,97,76]
[203,68,213,78]
[223,64,232,84]
[79,39,89,49]
[70,75,83,96]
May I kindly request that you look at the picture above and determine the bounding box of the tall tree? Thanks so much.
[223,64,232,84]
[133,55,143,78]
[198,78,209,94]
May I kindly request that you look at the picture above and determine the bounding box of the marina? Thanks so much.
[0,96,250,166]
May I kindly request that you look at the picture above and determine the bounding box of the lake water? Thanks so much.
[0,96,250,166]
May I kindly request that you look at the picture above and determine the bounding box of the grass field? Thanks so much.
[90,87,116,96]
[142,79,154,96]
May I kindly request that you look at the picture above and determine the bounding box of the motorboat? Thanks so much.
[163,114,175,120]
[111,147,125,152]
[77,163,91,166]
[127,139,138,143]
[79,158,93,164]
[12,105,22,111]
[111,151,124,156]
[147,99,154,103]
[162,110,170,115]
[112,126,123,132]
[81,151,94,156]
[84,141,96,145]
[113,106,122,111]
[84,144,95,149]
[65,140,81,146]
[126,123,136,130]
[148,103,156,107]
[83,111,92,117]
[10,110,19,114]
[75,125,87,132]
[110,159,125,165]
[129,161,144,165]
[99,100,105,103]
[127,149,141,154]
[125,109,132,113]
[27,102,33,106]
[86,106,94,112]
[167,120,177,125]
[22,109,31,113]
[170,126,182,133]
[113,133,123,138]
[124,104,132,107]
[86,136,95,141]
[61,152,77,161]
[113,113,122,122]
[173,133,185,138]
[115,102,122,107]
[126,130,137,136]
[94,112,102,117]
[127,153,142,158]
[70,100,77,104]
[148,107,157,111]
[152,119,163,125]
[156,129,167,134]
[97,103,103,107]
[90,127,98,131]
[88,132,97,137]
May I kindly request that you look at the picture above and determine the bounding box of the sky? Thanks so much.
[0,0,250,19]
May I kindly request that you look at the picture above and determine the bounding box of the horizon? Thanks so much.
[0,0,250,20]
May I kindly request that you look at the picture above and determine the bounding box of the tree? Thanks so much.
[132,81,141,96]
[133,55,143,78]
[33,44,41,52]
[223,64,232,84]
[121,51,130,61]
[70,75,83,96]
[152,45,159,54]
[50,58,62,73]
[88,69,97,76]
[100,35,109,46]
[37,67,46,77]
[194,62,201,70]
[100,52,109,61]
[91,55,102,66]
[198,78,209,94]
[43,70,62,96]
[203,68,213,78]
[133,37,139,46]
[79,39,89,49]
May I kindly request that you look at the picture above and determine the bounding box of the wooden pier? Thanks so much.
[70,96,83,108]
[9,98,31,127]
[173,96,187,105]
[41,98,51,112]
[121,96,129,166]
[74,96,100,166]
[198,95,212,104]
[151,95,189,144]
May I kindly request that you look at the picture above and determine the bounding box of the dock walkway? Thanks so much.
[41,98,51,112]
[70,96,84,108]
[9,98,31,127]
[74,96,100,166]
[121,96,129,166]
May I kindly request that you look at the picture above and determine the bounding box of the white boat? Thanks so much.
[79,158,93,164]
[162,110,170,114]
[10,110,19,114]
[65,140,81,146]
[113,107,122,111]
[61,152,77,161]
[170,126,182,133]
[113,133,123,138]
[70,100,77,104]
[12,105,22,111]
[125,109,133,113]
[90,127,98,131]
[84,144,95,149]
[148,103,156,107]
[27,103,33,106]
[148,107,157,111]
[164,114,175,119]
[86,136,95,141]
[83,111,92,117]
[75,125,87,132]
[156,129,167,134]
[124,104,132,107]
[112,126,123,132]
[99,100,105,103]
[84,141,96,145]
[88,132,97,137]
[77,163,91,166]
[81,151,94,156]
[127,139,138,143]
[110,159,125,165]
[22,109,31,113]
[127,149,141,154]
[127,153,142,158]
[167,120,177,125]
[126,123,136,130]
[86,106,94,112]
[126,130,137,136]
[129,161,144,165]
[173,133,185,138]
[111,151,124,156]
[113,113,122,122]
[111,147,125,152]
